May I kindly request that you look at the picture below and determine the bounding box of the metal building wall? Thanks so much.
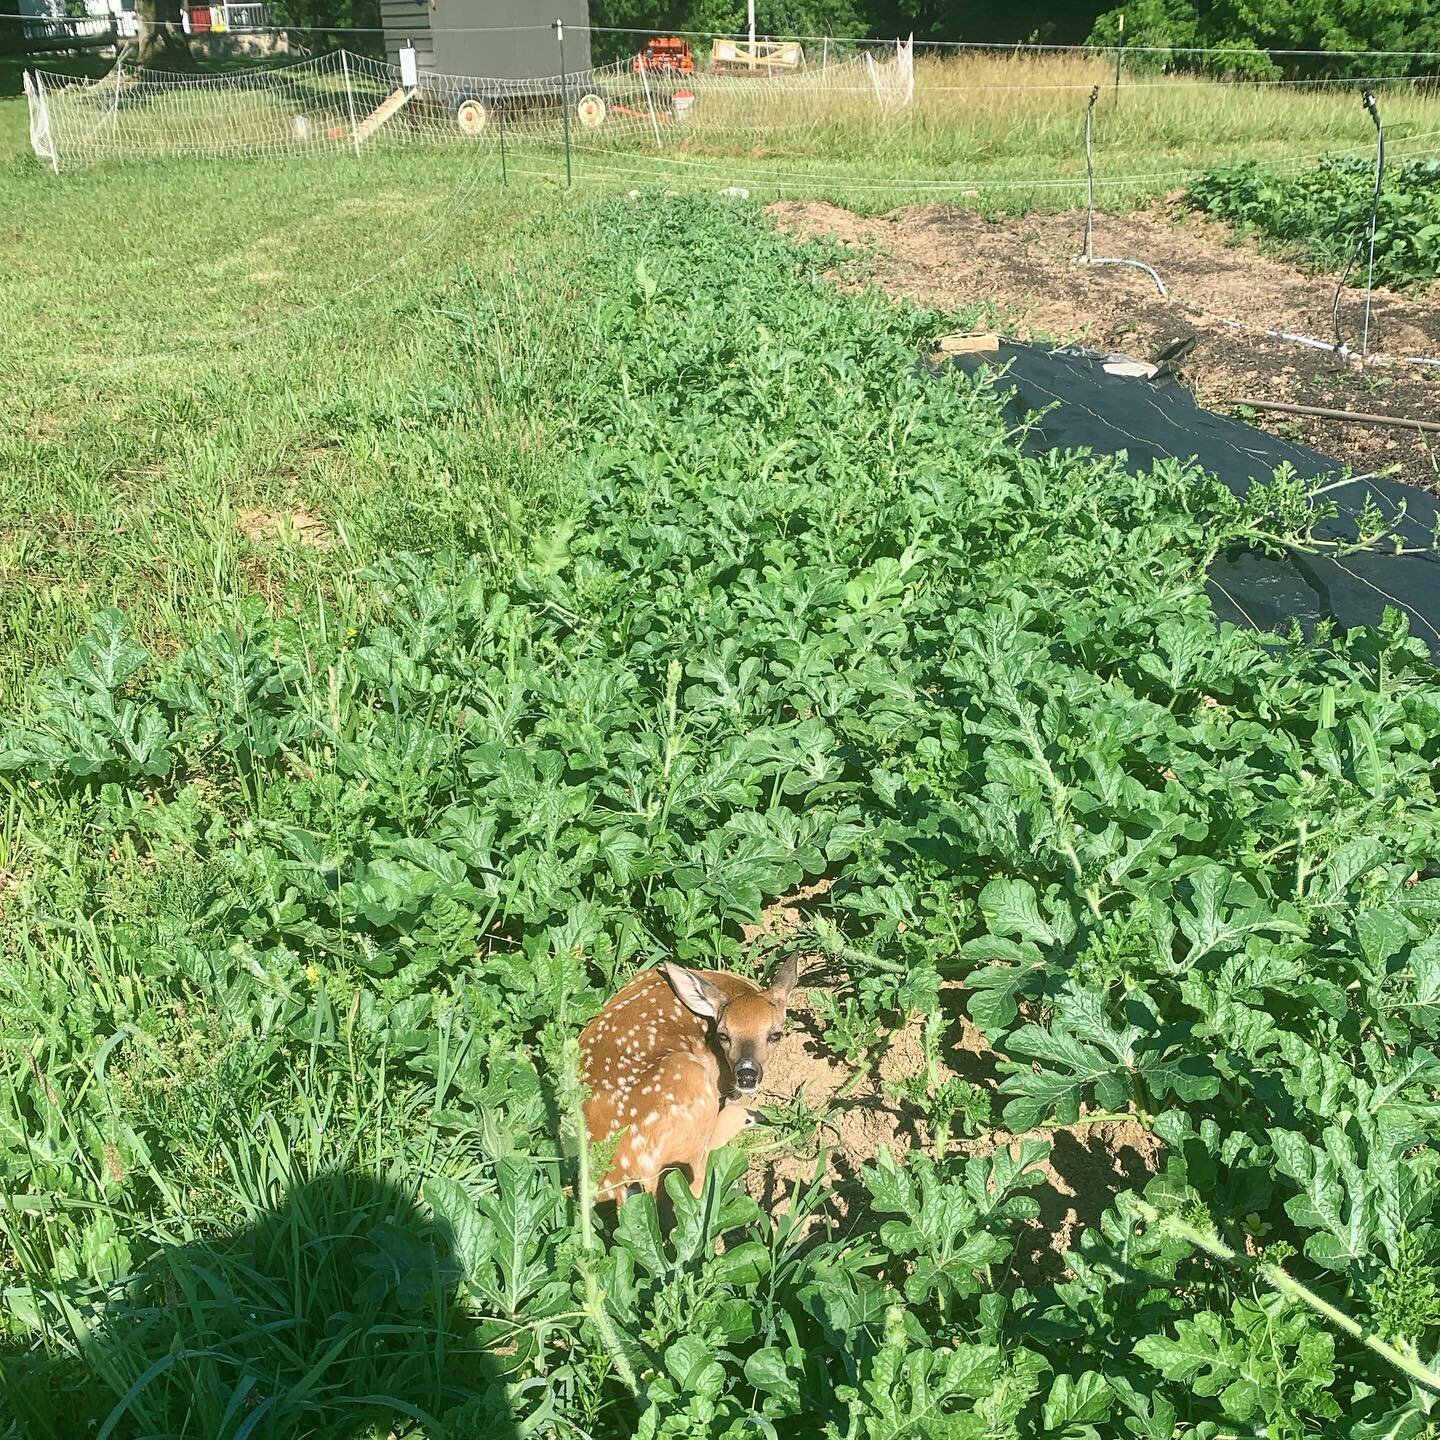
[383,0,592,80]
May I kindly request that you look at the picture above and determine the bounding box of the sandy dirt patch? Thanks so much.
[238,506,335,550]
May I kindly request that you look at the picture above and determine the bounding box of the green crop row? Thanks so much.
[3,196,1440,1438]
[1189,155,1440,290]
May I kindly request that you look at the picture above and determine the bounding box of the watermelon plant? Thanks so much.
[2,195,1439,1438]
[1189,155,1440,288]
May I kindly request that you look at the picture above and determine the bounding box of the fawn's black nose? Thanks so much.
[734,1059,761,1091]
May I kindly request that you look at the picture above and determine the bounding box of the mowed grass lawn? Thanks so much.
[0,94,578,700]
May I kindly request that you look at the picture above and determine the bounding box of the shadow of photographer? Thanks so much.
[2,1169,520,1440]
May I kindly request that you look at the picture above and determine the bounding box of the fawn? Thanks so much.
[580,955,800,1203]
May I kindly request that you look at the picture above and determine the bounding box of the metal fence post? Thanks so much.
[555,18,572,186]
[1361,90,1384,358]
[1083,85,1098,261]
[1113,12,1124,102]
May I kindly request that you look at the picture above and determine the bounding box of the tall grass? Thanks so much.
[586,52,1440,207]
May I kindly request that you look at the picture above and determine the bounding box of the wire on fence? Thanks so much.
[21,40,917,168]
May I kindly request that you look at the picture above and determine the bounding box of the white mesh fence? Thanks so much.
[23,38,919,169]
[25,53,362,164]
[23,69,59,171]
[867,35,915,111]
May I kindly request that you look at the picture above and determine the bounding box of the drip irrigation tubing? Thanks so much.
[1080,84,1167,295]
[1224,399,1440,433]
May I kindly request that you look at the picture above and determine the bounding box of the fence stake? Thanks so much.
[1221,397,1440,435]
[1361,89,1383,358]
[1076,82,1167,296]
[1114,12,1124,102]
[1083,85,1098,260]
[498,95,508,186]
[340,49,361,158]
[638,52,663,149]
[555,18,572,186]
[1331,89,1387,356]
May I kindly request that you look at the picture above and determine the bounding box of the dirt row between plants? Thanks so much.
[738,884,1160,1276]
[755,984,1163,1279]
[769,199,1440,493]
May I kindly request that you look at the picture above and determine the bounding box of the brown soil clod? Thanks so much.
[237,506,335,550]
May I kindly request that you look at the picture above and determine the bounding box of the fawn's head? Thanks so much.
[661,955,800,1096]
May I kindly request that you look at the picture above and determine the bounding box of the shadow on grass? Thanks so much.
[1,1171,519,1440]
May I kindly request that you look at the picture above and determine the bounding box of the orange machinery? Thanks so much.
[633,36,696,75]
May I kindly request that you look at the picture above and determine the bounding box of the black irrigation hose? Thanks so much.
[1331,89,1385,355]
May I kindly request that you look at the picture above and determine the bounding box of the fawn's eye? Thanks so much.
[768,1030,783,1043]
[716,1030,731,1045]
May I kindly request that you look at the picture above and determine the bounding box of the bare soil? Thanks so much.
[751,984,1162,1277]
[237,506,334,550]
[770,199,1440,492]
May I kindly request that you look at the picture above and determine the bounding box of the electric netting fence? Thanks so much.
[23,38,915,170]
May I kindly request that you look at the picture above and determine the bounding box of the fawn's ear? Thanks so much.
[663,962,727,1019]
[768,953,801,1006]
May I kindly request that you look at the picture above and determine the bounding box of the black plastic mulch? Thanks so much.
[945,342,1440,657]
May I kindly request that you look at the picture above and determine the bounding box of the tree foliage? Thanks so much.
[263,0,384,58]
[591,0,1440,73]
[1086,0,1440,76]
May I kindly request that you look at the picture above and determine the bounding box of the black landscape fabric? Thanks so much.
[946,342,1440,657]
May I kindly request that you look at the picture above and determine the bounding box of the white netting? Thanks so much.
[867,35,915,112]
[23,69,59,171]
[26,40,918,169]
[28,53,363,164]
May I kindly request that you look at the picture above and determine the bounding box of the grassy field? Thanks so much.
[12,49,1440,201]
[5,56,1440,1440]
[595,52,1440,201]
[1,96,579,697]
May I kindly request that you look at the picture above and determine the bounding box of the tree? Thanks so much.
[1085,0,1440,77]
[265,0,383,60]
[590,0,866,41]
[1,0,21,60]
[870,0,1113,45]
[136,0,195,69]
